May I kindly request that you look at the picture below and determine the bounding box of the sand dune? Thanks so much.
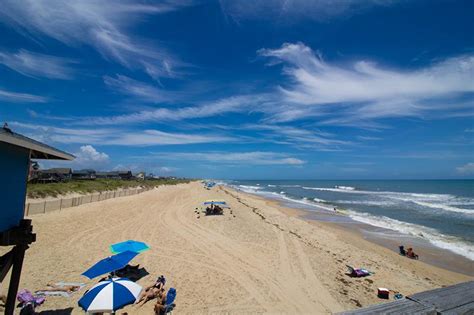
[0,182,470,314]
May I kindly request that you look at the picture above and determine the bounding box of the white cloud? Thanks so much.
[155,151,305,165]
[74,145,109,166]
[258,43,474,124]
[219,0,396,23]
[84,94,266,125]
[0,88,48,103]
[10,121,233,146]
[0,0,191,79]
[103,75,171,103]
[0,49,75,79]
[456,162,474,175]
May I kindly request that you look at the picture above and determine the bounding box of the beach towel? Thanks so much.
[17,289,45,306]
[346,265,373,277]
[36,282,85,298]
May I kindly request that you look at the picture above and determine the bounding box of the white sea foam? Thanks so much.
[267,184,277,187]
[313,198,326,203]
[302,186,474,216]
[335,200,398,207]
[345,210,474,261]
[236,185,262,193]
[335,185,356,190]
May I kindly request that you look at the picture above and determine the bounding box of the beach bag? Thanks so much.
[377,288,390,299]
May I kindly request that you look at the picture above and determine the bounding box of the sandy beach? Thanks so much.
[1,182,471,314]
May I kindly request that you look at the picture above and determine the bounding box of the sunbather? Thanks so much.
[154,288,176,315]
[41,283,80,293]
[406,247,419,259]
[136,276,166,306]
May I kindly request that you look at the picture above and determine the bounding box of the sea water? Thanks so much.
[227,180,474,261]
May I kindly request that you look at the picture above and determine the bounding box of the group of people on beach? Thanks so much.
[135,275,175,314]
[206,204,224,215]
[399,245,419,259]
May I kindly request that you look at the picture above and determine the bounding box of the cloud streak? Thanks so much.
[11,122,232,146]
[84,94,267,125]
[0,0,191,79]
[258,43,474,123]
[219,0,396,23]
[155,151,306,165]
[0,49,75,79]
[0,88,48,103]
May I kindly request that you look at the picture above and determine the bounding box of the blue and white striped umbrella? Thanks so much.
[78,278,142,313]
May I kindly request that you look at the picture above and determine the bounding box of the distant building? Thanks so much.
[96,170,132,180]
[118,170,133,180]
[72,169,96,180]
[36,168,72,183]
[136,172,145,180]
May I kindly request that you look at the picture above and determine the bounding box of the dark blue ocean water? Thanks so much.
[228,180,474,261]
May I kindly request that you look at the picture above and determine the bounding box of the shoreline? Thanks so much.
[2,182,471,314]
[226,185,474,276]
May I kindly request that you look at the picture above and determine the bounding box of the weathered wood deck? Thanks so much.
[339,281,474,315]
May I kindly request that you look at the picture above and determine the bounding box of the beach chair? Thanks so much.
[163,288,176,314]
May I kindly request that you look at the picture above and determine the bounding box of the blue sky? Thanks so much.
[0,0,473,179]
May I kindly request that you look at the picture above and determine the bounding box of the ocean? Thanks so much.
[227,180,474,261]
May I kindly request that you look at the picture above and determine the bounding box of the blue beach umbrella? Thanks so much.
[110,240,150,254]
[82,251,138,279]
[78,278,142,313]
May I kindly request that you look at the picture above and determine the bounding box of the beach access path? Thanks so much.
[1,182,471,314]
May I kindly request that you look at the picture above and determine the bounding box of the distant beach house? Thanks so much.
[136,172,146,180]
[36,168,72,183]
[96,170,133,180]
[72,169,96,180]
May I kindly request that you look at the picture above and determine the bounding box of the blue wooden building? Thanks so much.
[0,124,74,314]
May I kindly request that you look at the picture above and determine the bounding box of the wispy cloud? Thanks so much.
[456,162,474,175]
[83,94,267,125]
[0,49,75,79]
[10,122,232,146]
[219,0,396,23]
[0,0,192,79]
[103,75,171,103]
[0,88,48,103]
[154,151,306,165]
[258,43,474,124]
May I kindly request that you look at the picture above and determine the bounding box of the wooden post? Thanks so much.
[5,244,27,315]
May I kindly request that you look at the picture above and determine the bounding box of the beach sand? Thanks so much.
[1,182,471,314]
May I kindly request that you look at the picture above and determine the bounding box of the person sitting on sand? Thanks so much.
[154,288,176,315]
[406,247,419,259]
[399,245,406,256]
[136,276,166,306]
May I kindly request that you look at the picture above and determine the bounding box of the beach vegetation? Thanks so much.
[27,178,190,198]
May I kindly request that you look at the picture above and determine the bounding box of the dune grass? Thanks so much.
[27,178,190,198]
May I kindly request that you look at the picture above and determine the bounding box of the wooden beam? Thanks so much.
[5,244,28,315]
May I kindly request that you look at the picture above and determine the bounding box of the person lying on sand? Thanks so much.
[41,283,80,293]
[406,247,419,259]
[136,276,166,306]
